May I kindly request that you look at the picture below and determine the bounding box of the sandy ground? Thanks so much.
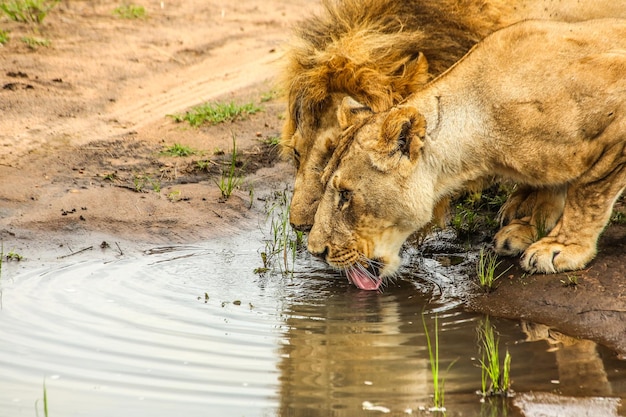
[0,0,624,357]
[0,0,313,248]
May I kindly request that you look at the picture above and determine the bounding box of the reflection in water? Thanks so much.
[0,234,624,417]
[278,279,432,416]
[517,322,622,416]
[521,322,612,397]
[277,261,626,417]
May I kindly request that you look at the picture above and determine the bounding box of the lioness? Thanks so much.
[282,0,626,233]
[308,19,626,290]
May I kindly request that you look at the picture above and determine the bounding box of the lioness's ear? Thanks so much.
[381,107,426,163]
[337,96,373,129]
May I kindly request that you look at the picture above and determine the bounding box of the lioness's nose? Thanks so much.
[308,243,329,260]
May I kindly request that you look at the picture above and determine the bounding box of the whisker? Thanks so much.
[356,255,382,284]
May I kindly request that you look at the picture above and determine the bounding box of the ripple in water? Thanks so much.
[0,232,624,417]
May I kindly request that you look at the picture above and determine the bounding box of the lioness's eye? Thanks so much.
[338,189,352,209]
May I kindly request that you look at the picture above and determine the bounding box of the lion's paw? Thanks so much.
[493,218,535,256]
[520,238,594,274]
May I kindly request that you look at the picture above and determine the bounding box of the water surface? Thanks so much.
[0,231,624,416]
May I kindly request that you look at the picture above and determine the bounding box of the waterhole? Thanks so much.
[0,230,624,416]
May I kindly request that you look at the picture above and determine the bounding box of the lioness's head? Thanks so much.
[281,43,430,232]
[308,100,438,290]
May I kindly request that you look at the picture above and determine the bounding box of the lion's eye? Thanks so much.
[293,149,301,170]
[338,189,352,209]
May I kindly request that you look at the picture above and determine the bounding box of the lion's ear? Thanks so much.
[337,96,373,129]
[394,52,430,96]
[381,107,426,163]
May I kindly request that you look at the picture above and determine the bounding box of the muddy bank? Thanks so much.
[466,223,626,358]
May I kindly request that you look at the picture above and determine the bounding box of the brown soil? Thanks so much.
[0,1,624,356]
[0,0,313,250]
[466,222,626,358]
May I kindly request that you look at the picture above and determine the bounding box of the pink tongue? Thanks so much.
[347,268,382,291]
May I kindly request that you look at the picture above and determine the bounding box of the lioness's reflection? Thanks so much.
[277,278,432,416]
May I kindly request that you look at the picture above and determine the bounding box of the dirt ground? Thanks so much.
[0,1,624,357]
[0,0,312,246]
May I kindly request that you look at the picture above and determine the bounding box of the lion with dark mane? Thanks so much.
[280,0,626,235]
[307,19,626,290]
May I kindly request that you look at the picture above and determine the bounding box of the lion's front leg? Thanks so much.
[494,186,566,256]
[520,171,626,274]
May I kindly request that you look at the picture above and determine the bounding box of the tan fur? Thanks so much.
[308,19,626,276]
[281,0,626,232]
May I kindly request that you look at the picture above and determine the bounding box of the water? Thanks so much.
[0,230,624,417]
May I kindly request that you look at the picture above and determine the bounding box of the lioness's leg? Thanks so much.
[494,186,566,256]
[498,185,538,226]
[521,165,626,274]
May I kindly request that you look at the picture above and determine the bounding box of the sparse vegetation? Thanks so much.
[133,174,160,193]
[560,274,579,289]
[611,210,626,225]
[215,135,242,199]
[261,135,281,147]
[0,29,9,44]
[256,189,304,275]
[260,88,280,102]
[21,35,49,48]
[167,190,181,202]
[477,317,512,398]
[161,143,198,157]
[0,0,58,23]
[102,172,118,181]
[113,4,146,19]
[170,101,262,127]
[476,247,512,293]
[422,312,455,411]
[451,202,480,236]
[5,250,23,261]
[450,184,510,238]
[35,378,49,417]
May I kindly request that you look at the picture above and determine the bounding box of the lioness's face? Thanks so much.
[308,104,433,290]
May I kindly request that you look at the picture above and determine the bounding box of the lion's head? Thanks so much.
[307,100,440,290]
[281,46,430,232]
[279,0,490,231]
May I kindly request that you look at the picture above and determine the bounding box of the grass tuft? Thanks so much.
[35,378,49,417]
[422,312,456,411]
[0,0,58,23]
[560,274,579,289]
[476,247,512,293]
[477,317,512,397]
[133,174,160,193]
[5,250,23,261]
[170,101,262,127]
[0,29,10,44]
[160,143,198,157]
[21,35,49,48]
[611,210,626,225]
[113,4,145,19]
[215,134,242,199]
[256,189,304,275]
